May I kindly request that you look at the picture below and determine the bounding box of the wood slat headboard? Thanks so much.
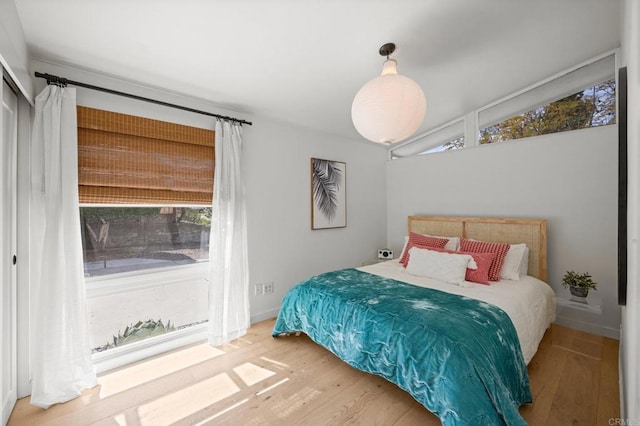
[408,216,548,282]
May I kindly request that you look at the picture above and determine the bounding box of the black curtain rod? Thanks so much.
[34,72,252,126]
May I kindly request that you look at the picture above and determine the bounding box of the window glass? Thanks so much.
[82,206,211,353]
[390,119,464,158]
[88,280,208,354]
[419,136,465,155]
[81,207,211,277]
[479,78,616,144]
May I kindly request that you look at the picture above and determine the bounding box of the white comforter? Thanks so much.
[358,260,556,364]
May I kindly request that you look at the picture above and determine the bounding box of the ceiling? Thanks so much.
[14,0,621,146]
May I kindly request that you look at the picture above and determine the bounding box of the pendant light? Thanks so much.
[351,43,426,144]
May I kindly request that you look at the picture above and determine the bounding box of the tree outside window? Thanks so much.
[480,78,616,144]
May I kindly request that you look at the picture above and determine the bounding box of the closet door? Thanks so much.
[1,77,18,424]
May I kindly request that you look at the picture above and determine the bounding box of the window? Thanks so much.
[391,53,617,158]
[479,78,616,144]
[391,119,464,158]
[419,136,465,155]
[77,107,215,356]
[81,207,211,277]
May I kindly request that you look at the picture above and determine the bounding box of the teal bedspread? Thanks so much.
[272,268,531,425]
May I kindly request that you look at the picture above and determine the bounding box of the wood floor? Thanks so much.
[9,319,619,425]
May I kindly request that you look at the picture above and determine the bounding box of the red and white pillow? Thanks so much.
[399,232,448,267]
[399,233,457,261]
[459,238,510,281]
[427,235,460,251]
[397,233,528,283]
[406,245,495,285]
[459,250,495,285]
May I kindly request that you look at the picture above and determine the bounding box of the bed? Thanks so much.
[272,216,556,425]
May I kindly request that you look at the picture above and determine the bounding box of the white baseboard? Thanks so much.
[554,315,620,340]
[250,307,280,324]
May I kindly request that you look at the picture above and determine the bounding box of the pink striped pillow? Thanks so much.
[459,238,510,281]
[399,232,448,267]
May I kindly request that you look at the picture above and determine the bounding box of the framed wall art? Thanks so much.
[311,158,346,230]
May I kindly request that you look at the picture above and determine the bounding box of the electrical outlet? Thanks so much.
[263,281,274,294]
[254,283,263,296]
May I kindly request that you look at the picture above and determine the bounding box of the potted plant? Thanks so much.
[562,270,597,298]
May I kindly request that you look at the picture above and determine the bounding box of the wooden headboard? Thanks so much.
[408,216,548,282]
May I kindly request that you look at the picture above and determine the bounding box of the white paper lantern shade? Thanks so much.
[351,45,427,144]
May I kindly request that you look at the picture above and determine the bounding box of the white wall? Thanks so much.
[29,59,388,325]
[387,125,620,338]
[620,0,639,419]
[0,0,33,102]
[244,118,387,322]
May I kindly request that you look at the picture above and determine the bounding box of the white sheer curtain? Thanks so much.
[207,119,250,346]
[29,85,97,408]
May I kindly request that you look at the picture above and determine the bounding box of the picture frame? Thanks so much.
[311,158,346,230]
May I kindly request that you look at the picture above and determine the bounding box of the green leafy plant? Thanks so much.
[562,270,597,290]
[105,318,175,349]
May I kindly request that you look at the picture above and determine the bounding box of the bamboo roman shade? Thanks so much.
[77,106,214,205]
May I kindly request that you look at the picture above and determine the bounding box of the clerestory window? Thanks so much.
[390,53,617,158]
[479,78,615,144]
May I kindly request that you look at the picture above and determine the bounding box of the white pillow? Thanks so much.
[400,234,460,258]
[433,235,460,251]
[500,243,527,281]
[519,246,530,276]
[406,247,474,287]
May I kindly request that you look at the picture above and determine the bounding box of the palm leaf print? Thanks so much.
[312,158,343,222]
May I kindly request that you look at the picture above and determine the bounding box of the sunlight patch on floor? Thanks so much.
[233,362,276,386]
[256,378,290,396]
[99,344,225,398]
[222,342,241,350]
[194,398,250,425]
[137,373,240,425]
[260,356,290,369]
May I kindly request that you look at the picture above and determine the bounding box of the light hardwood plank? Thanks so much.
[520,340,569,424]
[546,352,601,425]
[393,404,440,425]
[551,324,604,359]
[8,321,619,426]
[597,337,621,425]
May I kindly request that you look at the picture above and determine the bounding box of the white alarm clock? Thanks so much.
[377,249,394,260]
